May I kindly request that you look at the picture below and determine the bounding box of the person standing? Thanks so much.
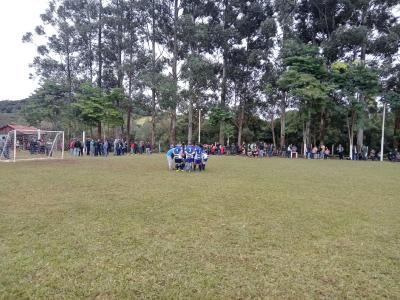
[166,146,175,171]
[145,142,151,155]
[287,145,292,158]
[113,139,118,156]
[74,139,81,156]
[337,144,344,160]
[352,145,358,160]
[103,139,109,156]
[362,144,368,161]
[85,139,90,155]
[69,139,75,156]
[90,139,95,156]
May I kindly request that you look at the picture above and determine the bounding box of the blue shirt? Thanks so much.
[174,146,183,156]
[186,145,195,155]
[166,148,174,158]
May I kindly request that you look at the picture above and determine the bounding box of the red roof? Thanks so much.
[0,124,39,134]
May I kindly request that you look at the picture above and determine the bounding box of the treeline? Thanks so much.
[0,99,29,114]
[22,0,400,153]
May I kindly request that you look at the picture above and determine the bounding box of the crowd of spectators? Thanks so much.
[69,138,153,157]
[66,137,400,162]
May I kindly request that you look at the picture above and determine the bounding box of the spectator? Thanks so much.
[362,144,368,160]
[85,139,90,155]
[103,139,109,156]
[74,139,81,156]
[324,147,330,159]
[90,139,95,156]
[352,146,358,160]
[287,145,291,158]
[145,142,151,154]
[337,144,344,160]
[369,149,377,161]
[311,146,318,159]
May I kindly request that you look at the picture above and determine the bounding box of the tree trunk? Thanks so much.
[169,0,178,146]
[116,0,124,89]
[170,110,176,146]
[319,109,326,145]
[85,6,94,83]
[97,0,103,88]
[356,8,367,150]
[151,90,156,148]
[188,92,193,145]
[357,127,364,152]
[394,109,400,149]
[219,0,228,146]
[126,2,135,147]
[303,111,311,156]
[347,109,356,159]
[117,4,124,137]
[271,114,276,149]
[280,93,286,149]
[219,54,227,145]
[237,101,245,146]
[66,44,72,104]
[126,106,132,144]
[150,0,156,148]
[97,121,102,139]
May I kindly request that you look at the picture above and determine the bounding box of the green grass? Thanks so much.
[0,155,399,299]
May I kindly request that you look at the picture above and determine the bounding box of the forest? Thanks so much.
[15,0,400,153]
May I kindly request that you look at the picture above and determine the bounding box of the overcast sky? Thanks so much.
[0,0,49,100]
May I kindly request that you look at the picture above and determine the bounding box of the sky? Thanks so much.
[0,0,49,100]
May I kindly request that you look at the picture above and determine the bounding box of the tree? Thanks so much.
[331,61,379,158]
[296,0,400,149]
[74,83,123,137]
[22,81,69,129]
[383,63,400,149]
[278,41,333,154]
[228,0,276,145]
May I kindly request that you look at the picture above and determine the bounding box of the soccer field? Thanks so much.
[0,155,399,298]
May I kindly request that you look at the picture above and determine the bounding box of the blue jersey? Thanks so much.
[194,146,203,163]
[166,148,174,158]
[186,145,195,156]
[174,146,183,157]
[195,146,201,154]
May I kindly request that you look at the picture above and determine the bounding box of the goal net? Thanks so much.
[0,130,64,162]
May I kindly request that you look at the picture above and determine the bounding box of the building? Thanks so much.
[0,124,39,135]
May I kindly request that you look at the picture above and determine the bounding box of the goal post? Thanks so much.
[0,129,65,163]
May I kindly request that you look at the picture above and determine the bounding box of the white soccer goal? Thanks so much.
[0,130,64,163]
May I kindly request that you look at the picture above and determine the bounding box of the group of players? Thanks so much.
[167,144,209,172]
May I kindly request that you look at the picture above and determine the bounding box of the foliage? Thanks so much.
[208,107,233,127]
[73,83,123,128]
[11,0,399,148]
[22,81,69,128]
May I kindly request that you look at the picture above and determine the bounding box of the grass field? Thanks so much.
[0,155,399,299]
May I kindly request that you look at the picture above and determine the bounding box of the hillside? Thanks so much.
[0,99,28,114]
[0,113,27,127]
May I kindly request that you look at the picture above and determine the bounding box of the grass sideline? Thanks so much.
[0,155,399,298]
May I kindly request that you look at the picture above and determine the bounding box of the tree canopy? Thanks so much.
[19,0,400,152]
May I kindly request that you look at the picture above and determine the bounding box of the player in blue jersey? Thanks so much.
[166,146,175,171]
[194,144,203,171]
[173,143,185,171]
[185,143,195,172]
